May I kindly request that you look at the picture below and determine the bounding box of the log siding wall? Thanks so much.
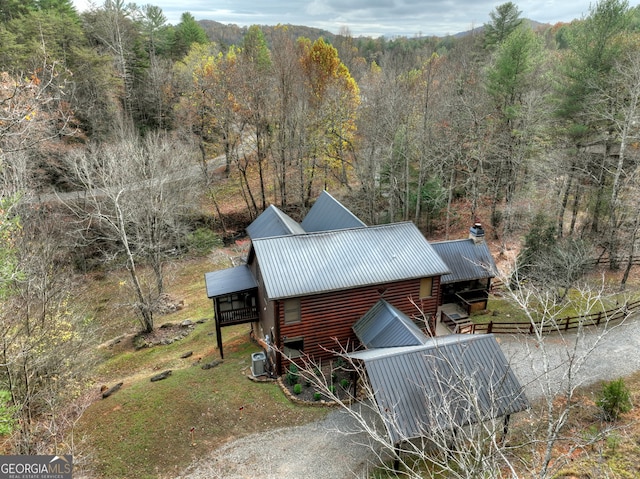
[276,276,441,372]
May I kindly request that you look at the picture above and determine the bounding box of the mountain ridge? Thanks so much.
[198,17,556,46]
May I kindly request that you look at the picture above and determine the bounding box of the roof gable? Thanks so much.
[246,205,305,239]
[301,190,366,232]
[353,299,429,348]
[252,222,450,300]
[430,239,497,284]
[349,334,529,444]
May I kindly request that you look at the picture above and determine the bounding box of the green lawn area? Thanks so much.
[75,258,328,479]
[472,285,640,326]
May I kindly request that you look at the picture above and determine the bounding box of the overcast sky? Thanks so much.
[71,1,629,38]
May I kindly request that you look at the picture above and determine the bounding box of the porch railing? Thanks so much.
[218,306,259,326]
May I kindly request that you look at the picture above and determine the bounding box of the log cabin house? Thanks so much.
[204,192,496,376]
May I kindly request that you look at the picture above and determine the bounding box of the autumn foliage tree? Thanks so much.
[296,37,360,206]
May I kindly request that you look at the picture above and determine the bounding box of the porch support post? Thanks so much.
[214,298,224,359]
[500,414,511,445]
[393,443,401,472]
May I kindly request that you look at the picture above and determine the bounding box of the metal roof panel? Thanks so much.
[353,299,429,348]
[301,190,366,232]
[349,334,529,444]
[252,222,451,300]
[246,205,305,239]
[430,239,497,284]
[204,265,258,298]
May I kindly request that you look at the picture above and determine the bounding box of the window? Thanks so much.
[283,337,304,358]
[284,298,300,324]
[420,277,433,299]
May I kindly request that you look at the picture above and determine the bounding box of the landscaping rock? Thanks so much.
[180,319,193,327]
[101,382,123,399]
[201,359,223,370]
[150,370,172,382]
[180,351,193,359]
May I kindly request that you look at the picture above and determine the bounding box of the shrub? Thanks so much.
[293,383,302,395]
[0,390,16,435]
[329,385,336,395]
[340,378,349,389]
[596,378,632,421]
[285,363,299,386]
[187,228,222,254]
[313,392,322,401]
[606,432,621,454]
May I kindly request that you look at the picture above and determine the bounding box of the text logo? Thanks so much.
[0,455,72,479]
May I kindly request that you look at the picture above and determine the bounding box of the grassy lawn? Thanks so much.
[74,256,328,479]
[472,278,640,326]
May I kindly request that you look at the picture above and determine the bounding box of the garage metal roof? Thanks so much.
[204,265,258,298]
[251,222,451,300]
[353,299,429,348]
[430,239,497,284]
[348,334,529,444]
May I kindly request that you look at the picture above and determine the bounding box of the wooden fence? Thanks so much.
[589,255,640,267]
[457,298,640,335]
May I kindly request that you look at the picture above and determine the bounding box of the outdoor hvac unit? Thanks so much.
[251,351,266,377]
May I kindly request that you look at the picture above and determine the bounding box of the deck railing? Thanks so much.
[218,306,259,326]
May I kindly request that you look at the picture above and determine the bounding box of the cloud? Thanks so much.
[72,0,595,37]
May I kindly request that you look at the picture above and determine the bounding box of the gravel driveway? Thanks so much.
[176,316,640,479]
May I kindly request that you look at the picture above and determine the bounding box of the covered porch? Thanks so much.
[205,265,259,358]
[439,302,471,333]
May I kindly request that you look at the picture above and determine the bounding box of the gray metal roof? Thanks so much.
[301,190,366,232]
[246,192,365,240]
[353,299,429,348]
[430,239,497,284]
[348,334,529,444]
[251,222,451,300]
[204,265,258,298]
[246,205,305,240]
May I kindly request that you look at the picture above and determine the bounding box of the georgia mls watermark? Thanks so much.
[0,456,72,479]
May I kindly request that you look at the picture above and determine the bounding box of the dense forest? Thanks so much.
[1,0,640,459]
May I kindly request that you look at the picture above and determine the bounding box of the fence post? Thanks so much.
[565,316,570,331]
[487,321,493,334]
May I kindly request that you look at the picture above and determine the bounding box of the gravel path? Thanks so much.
[176,316,640,479]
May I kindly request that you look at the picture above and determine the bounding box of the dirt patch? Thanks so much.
[133,321,199,349]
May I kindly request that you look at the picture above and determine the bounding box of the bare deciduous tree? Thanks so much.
[588,50,640,269]
[502,273,631,478]
[65,127,201,332]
